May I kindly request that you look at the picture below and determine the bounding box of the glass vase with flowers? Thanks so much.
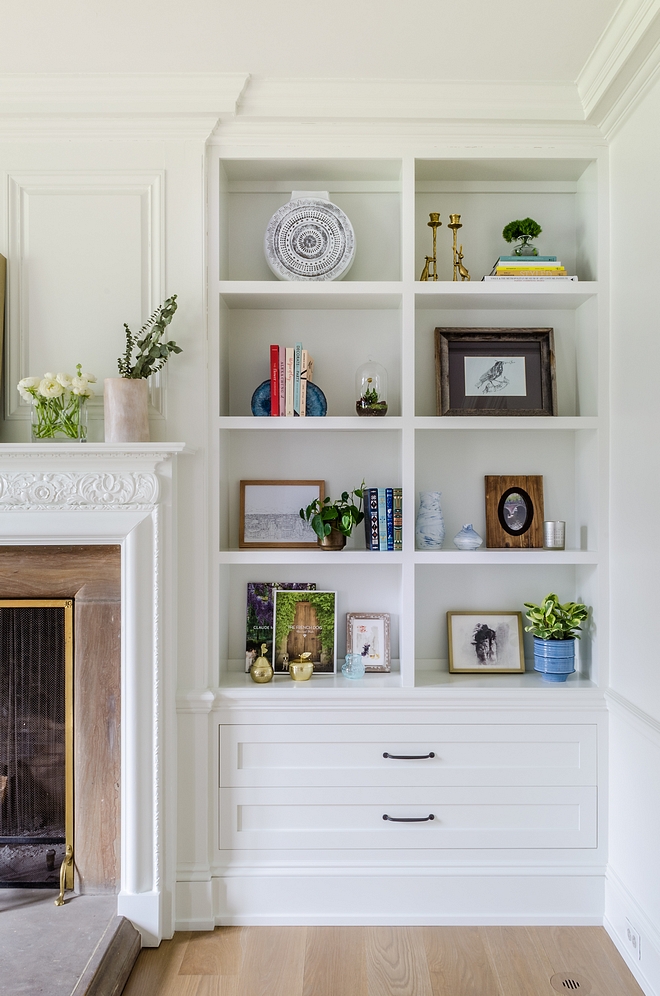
[18,365,96,441]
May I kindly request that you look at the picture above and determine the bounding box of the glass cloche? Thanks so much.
[355,360,388,417]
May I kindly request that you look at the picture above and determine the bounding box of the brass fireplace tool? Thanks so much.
[448,214,471,281]
[419,212,442,281]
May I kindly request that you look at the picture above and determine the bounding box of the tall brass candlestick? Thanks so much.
[420,212,442,281]
[448,214,462,282]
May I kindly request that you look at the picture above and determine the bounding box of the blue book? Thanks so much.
[364,488,379,550]
[293,342,303,415]
[386,488,394,551]
[377,489,388,552]
[497,255,558,262]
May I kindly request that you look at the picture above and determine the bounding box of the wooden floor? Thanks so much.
[123,925,644,996]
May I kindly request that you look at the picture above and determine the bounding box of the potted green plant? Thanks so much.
[300,484,365,551]
[524,592,589,682]
[502,217,543,256]
[104,295,182,443]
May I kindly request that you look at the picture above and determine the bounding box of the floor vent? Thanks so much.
[550,973,592,994]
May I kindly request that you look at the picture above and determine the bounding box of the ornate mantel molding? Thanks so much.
[0,471,159,509]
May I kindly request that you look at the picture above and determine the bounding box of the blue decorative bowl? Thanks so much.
[250,380,327,417]
[533,637,576,682]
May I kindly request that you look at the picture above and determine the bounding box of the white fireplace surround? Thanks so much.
[0,442,187,945]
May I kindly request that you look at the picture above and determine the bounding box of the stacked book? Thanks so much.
[269,343,314,416]
[483,256,578,281]
[364,487,402,551]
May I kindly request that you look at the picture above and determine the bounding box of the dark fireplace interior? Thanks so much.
[1,604,68,887]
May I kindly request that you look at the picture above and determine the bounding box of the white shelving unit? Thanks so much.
[209,154,608,692]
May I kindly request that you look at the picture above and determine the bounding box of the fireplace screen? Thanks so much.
[0,601,73,888]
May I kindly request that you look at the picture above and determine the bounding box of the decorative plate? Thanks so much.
[250,380,327,417]
[264,198,356,281]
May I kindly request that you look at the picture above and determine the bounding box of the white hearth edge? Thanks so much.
[0,443,190,945]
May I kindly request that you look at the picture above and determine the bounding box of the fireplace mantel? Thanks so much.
[0,442,189,944]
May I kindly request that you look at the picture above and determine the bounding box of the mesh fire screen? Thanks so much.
[0,602,72,887]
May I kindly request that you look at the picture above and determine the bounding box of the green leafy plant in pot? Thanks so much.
[524,592,589,682]
[105,295,182,443]
[502,217,542,256]
[300,484,365,551]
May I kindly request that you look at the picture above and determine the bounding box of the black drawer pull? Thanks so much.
[382,813,435,823]
[383,752,435,760]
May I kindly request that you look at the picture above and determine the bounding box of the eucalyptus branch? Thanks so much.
[117,295,182,379]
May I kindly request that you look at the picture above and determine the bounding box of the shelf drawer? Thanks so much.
[219,785,597,850]
[219,724,597,788]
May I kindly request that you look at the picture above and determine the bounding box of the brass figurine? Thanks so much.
[250,643,273,683]
[420,212,442,281]
[448,214,471,282]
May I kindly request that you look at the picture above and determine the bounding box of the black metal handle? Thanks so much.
[383,752,435,760]
[382,813,435,822]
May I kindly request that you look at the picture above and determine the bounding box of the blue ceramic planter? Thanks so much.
[533,636,576,682]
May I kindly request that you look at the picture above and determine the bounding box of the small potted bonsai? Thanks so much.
[300,484,365,551]
[524,592,589,682]
[502,217,542,256]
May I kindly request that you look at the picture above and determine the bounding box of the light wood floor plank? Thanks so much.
[179,927,245,976]
[420,926,501,996]
[123,933,193,996]
[366,926,433,996]
[483,925,556,996]
[195,977,240,996]
[235,926,307,996]
[302,926,367,996]
[528,925,646,996]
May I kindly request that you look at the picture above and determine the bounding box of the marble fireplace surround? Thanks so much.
[0,443,186,945]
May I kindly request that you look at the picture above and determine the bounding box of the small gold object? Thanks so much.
[250,643,273,683]
[55,844,73,906]
[448,214,470,281]
[420,212,442,281]
[288,652,314,681]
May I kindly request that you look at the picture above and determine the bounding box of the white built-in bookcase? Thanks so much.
[209,153,608,692]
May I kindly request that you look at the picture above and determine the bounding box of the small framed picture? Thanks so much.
[346,612,391,672]
[273,590,337,673]
[435,328,557,416]
[485,475,544,549]
[239,480,324,549]
[447,612,525,673]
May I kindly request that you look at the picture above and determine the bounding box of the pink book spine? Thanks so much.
[269,345,279,416]
[279,348,286,416]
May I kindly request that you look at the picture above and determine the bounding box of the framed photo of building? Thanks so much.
[447,611,525,673]
[273,590,337,673]
[435,328,557,417]
[239,480,324,549]
[346,612,391,672]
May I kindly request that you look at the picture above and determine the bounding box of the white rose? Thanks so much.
[44,372,56,380]
[38,376,65,399]
[71,376,94,397]
[80,372,97,384]
[56,372,73,388]
[17,376,40,401]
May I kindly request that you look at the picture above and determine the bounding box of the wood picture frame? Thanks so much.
[485,475,544,548]
[346,612,391,672]
[239,480,325,549]
[435,328,557,416]
[447,611,525,673]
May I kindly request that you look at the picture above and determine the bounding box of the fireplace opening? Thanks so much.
[0,600,73,889]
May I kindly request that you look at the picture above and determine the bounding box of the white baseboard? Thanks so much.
[605,868,660,996]
[175,880,215,932]
[208,870,604,926]
[118,890,162,947]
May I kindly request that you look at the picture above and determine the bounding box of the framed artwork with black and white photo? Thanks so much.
[447,611,525,673]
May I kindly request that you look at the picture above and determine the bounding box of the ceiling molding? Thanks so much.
[236,77,585,123]
[578,0,660,135]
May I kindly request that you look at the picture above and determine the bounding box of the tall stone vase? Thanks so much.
[415,491,445,550]
[104,378,150,443]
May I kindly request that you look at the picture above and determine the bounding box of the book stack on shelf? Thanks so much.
[364,487,402,551]
[483,256,578,282]
[269,342,314,417]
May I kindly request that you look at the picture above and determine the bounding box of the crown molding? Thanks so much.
[578,0,660,136]
[236,76,585,123]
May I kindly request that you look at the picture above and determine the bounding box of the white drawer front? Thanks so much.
[220,724,597,788]
[219,785,597,850]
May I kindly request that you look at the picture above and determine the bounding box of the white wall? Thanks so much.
[607,74,660,996]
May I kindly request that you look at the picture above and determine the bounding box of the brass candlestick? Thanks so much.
[420,212,442,281]
[448,214,470,281]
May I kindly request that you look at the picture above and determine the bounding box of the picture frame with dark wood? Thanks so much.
[346,612,391,672]
[447,611,525,673]
[435,328,557,416]
[485,475,544,548]
[239,480,325,549]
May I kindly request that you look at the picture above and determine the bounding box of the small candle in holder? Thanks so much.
[543,521,566,550]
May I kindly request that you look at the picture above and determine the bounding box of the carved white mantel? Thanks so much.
[0,442,189,945]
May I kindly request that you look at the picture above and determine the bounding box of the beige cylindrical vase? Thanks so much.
[104,378,149,443]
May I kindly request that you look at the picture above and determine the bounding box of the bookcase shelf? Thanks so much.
[210,151,607,691]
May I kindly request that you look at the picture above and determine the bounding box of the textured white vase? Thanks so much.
[415,491,445,550]
[104,378,149,443]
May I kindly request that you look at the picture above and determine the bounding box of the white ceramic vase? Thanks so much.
[415,491,445,550]
[104,378,149,443]
[453,523,483,551]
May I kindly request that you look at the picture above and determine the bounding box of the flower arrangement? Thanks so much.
[18,365,97,440]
